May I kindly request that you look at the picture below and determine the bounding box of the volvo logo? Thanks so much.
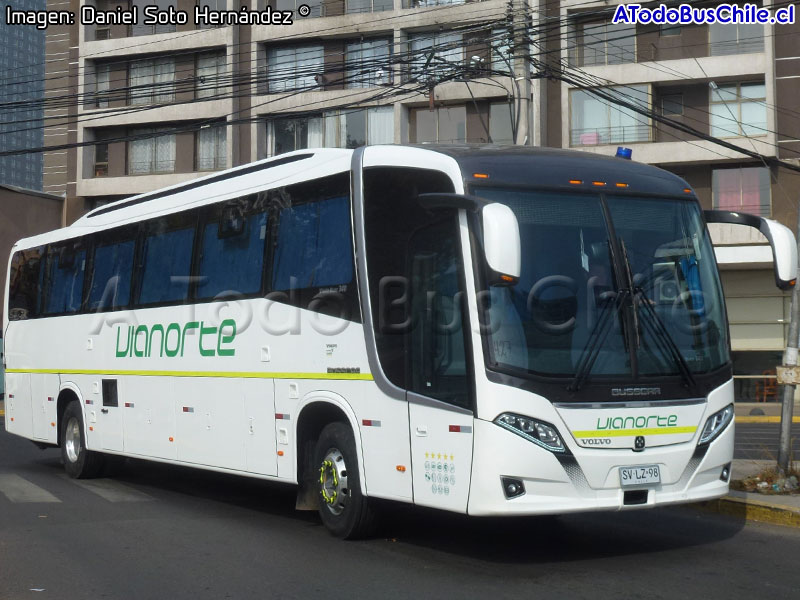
[634,436,646,452]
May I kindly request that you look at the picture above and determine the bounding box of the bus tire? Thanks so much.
[60,401,104,479]
[314,422,375,539]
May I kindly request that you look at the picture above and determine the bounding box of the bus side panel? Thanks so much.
[175,377,268,473]
[123,376,178,461]
[244,378,277,476]
[30,373,59,442]
[4,372,33,439]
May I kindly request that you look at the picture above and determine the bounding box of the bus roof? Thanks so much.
[13,145,694,251]
[415,145,694,197]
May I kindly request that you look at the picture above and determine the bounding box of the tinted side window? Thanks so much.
[363,167,458,390]
[89,237,136,311]
[408,218,470,408]
[196,196,268,300]
[272,195,352,290]
[42,244,86,315]
[8,247,44,320]
[139,214,196,305]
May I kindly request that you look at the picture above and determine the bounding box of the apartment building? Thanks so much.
[44,0,800,399]
[551,0,800,401]
[46,0,528,220]
[0,0,46,191]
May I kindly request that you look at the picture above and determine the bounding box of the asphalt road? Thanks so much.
[734,423,800,460]
[2,421,800,600]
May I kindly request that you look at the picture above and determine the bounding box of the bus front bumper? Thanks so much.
[466,417,733,516]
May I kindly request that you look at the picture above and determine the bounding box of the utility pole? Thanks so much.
[510,0,531,145]
[777,204,800,473]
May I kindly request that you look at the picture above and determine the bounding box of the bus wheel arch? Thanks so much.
[295,397,373,536]
[57,388,104,479]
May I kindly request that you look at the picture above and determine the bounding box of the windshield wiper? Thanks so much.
[568,289,629,392]
[634,285,696,389]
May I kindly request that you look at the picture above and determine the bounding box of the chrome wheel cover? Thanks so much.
[64,417,81,463]
[319,448,349,516]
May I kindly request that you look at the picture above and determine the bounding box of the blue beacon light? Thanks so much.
[616,147,633,160]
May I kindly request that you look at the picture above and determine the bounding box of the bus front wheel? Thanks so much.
[61,401,104,479]
[314,422,375,539]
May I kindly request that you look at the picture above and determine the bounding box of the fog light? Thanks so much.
[720,463,731,482]
[501,477,525,499]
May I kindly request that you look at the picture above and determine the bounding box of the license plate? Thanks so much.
[620,465,661,487]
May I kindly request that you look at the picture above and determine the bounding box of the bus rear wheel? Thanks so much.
[61,401,104,479]
[314,422,375,539]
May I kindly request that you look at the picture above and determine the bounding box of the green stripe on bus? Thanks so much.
[572,426,697,438]
[5,368,374,381]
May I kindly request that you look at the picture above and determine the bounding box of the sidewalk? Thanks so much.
[735,401,800,423]
[692,459,800,528]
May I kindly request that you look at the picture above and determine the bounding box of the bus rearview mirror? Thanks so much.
[483,203,521,285]
[705,209,798,290]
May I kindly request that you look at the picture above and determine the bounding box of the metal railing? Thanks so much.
[570,124,651,147]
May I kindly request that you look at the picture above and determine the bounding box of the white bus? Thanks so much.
[4,146,796,538]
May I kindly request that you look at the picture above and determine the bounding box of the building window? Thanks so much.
[710,82,766,138]
[408,32,463,81]
[569,85,650,146]
[266,45,324,93]
[269,106,393,155]
[130,57,175,105]
[128,128,176,174]
[94,63,111,108]
[275,0,323,18]
[411,105,467,143]
[272,117,323,154]
[660,24,681,37]
[130,0,177,36]
[709,11,764,55]
[95,143,109,177]
[345,0,393,13]
[196,51,226,99]
[661,93,683,116]
[489,102,514,144]
[572,19,635,67]
[196,0,226,28]
[490,29,512,75]
[346,38,391,88]
[406,0,464,6]
[712,167,771,216]
[196,124,227,171]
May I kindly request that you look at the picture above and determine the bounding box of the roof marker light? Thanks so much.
[569,179,583,185]
[592,181,606,187]
[615,182,629,188]
[473,173,489,179]
[684,188,693,194]
[616,147,633,160]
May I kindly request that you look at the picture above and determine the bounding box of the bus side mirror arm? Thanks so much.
[417,193,521,286]
[704,209,798,290]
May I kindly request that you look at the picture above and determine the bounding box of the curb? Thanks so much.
[735,416,800,424]
[694,495,800,528]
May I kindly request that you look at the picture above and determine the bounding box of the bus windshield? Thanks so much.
[474,187,729,382]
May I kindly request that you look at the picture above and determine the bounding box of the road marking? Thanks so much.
[0,474,60,503]
[61,476,154,502]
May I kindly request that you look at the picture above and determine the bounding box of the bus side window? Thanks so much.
[8,247,44,320]
[196,198,268,300]
[138,215,196,305]
[408,217,470,409]
[271,195,353,291]
[42,243,87,315]
[88,237,136,311]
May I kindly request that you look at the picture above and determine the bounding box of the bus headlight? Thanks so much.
[494,413,567,453]
[698,404,734,446]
